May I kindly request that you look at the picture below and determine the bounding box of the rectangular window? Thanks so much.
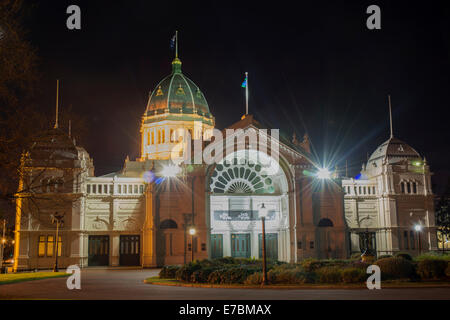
[128,185,132,193]
[110,185,114,194]
[123,185,127,194]
[134,185,138,193]
[139,185,144,193]
[118,185,122,193]
[372,187,376,194]
[57,236,62,257]
[38,236,46,257]
[92,184,97,194]
[309,241,314,249]
[410,231,415,249]
[87,184,91,193]
[359,186,362,194]
[47,235,54,257]
[297,241,302,249]
[98,184,102,194]
[404,231,409,249]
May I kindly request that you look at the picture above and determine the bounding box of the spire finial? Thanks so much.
[388,94,393,139]
[171,31,182,73]
[54,79,59,129]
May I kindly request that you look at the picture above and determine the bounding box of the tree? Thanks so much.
[435,179,450,252]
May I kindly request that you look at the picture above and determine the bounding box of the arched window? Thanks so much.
[401,182,405,193]
[318,218,334,227]
[407,182,411,194]
[413,182,417,194]
[160,219,178,229]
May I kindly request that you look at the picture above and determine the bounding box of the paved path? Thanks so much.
[0,269,449,300]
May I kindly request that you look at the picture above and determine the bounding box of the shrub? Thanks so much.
[446,263,450,278]
[269,268,315,284]
[175,263,202,282]
[350,253,362,261]
[377,254,393,259]
[159,265,181,278]
[315,266,342,283]
[351,261,370,270]
[190,267,217,283]
[244,272,264,285]
[219,266,260,284]
[374,257,415,280]
[341,268,367,283]
[395,252,413,261]
[415,253,450,262]
[299,258,322,272]
[207,269,224,284]
[416,259,448,280]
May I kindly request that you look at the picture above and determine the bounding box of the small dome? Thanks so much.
[145,58,212,118]
[367,137,421,167]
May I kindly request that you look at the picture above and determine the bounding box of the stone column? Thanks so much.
[142,183,157,267]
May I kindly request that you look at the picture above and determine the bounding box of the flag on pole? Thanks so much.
[241,76,247,88]
[170,33,176,49]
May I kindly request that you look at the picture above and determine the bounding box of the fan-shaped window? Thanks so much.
[160,219,178,229]
[210,157,275,194]
[318,218,333,227]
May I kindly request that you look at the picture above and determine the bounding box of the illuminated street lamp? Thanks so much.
[51,212,64,272]
[414,224,422,256]
[189,227,196,262]
[161,164,181,178]
[260,203,268,285]
[316,168,331,180]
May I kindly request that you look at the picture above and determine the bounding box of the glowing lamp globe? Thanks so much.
[189,228,196,235]
[414,225,422,232]
[161,164,181,177]
[317,168,331,179]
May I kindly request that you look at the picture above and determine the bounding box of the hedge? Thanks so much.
[374,257,415,280]
[416,259,448,280]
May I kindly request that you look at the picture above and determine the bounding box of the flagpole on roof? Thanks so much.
[175,30,178,58]
[245,72,248,115]
[388,94,393,139]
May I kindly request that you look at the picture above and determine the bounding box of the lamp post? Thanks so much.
[260,203,268,285]
[51,212,64,272]
[189,227,196,262]
[414,224,422,256]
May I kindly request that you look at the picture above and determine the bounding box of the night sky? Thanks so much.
[23,0,450,194]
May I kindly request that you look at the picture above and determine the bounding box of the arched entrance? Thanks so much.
[208,150,291,262]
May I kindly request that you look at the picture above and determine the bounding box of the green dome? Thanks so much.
[145,58,212,118]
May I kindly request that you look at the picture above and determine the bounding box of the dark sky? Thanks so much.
[24,0,450,194]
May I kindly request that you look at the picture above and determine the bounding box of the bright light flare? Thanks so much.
[189,228,196,235]
[414,225,422,232]
[160,164,181,178]
[316,168,331,179]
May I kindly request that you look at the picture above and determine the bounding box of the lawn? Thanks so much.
[0,272,69,285]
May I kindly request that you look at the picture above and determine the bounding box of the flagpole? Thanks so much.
[245,72,248,115]
[175,30,178,58]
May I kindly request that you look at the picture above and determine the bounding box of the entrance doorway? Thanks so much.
[259,233,278,260]
[210,234,223,259]
[119,235,140,266]
[231,233,251,258]
[88,235,109,266]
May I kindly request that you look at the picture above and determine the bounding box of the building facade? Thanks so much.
[13,53,438,271]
